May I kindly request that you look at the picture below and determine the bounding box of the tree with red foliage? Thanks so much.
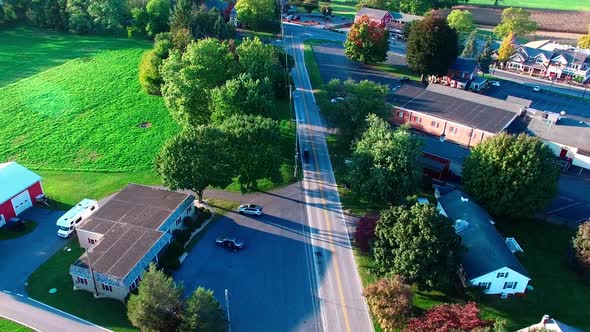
[355,214,379,253]
[405,302,491,332]
[344,15,389,64]
[364,276,413,331]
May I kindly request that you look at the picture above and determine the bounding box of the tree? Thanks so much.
[66,0,92,34]
[170,0,192,35]
[399,0,432,15]
[236,37,279,82]
[497,31,514,63]
[320,4,332,18]
[407,14,458,80]
[355,0,396,11]
[87,0,124,33]
[447,9,475,33]
[321,79,389,147]
[578,25,590,49]
[406,302,491,332]
[155,127,234,202]
[161,38,238,128]
[344,15,389,64]
[573,222,590,271]
[180,287,227,332]
[128,6,149,38]
[235,0,275,30]
[219,114,281,191]
[139,50,164,95]
[355,213,379,253]
[364,276,413,331]
[373,202,461,290]
[348,117,422,204]
[209,73,274,124]
[192,8,235,40]
[146,0,170,37]
[27,0,68,30]
[463,133,560,218]
[302,0,318,13]
[461,29,478,58]
[494,7,537,38]
[477,35,493,74]
[127,263,183,332]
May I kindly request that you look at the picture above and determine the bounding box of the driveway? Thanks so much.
[0,207,65,293]
[543,171,590,227]
[174,184,324,332]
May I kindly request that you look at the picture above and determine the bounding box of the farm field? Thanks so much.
[467,0,590,11]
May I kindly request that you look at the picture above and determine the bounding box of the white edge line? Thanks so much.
[26,297,112,332]
[3,290,12,294]
[16,293,24,297]
[0,314,41,332]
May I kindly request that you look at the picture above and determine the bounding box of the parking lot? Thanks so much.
[174,184,325,332]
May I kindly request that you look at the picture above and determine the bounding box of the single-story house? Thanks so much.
[70,184,195,301]
[437,190,530,296]
[355,7,393,26]
[517,315,582,332]
[0,161,44,226]
[387,11,422,35]
[390,84,523,147]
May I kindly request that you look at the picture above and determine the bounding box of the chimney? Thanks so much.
[541,314,551,325]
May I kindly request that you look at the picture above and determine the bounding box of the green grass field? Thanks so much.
[467,0,590,11]
[0,318,33,332]
[326,0,358,18]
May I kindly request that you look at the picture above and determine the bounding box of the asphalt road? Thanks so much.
[174,184,323,332]
[490,69,590,101]
[285,23,374,332]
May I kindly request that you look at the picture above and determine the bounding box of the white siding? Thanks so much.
[470,267,530,295]
[545,141,590,170]
[76,229,104,251]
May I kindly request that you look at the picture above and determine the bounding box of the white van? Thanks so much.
[56,199,98,238]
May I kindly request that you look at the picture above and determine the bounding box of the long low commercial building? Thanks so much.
[70,184,195,301]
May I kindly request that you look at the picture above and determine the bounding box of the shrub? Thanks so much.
[405,302,492,332]
[354,214,379,253]
[363,276,413,330]
[197,208,212,225]
[183,215,195,229]
[572,221,590,278]
[173,228,192,246]
[159,241,185,270]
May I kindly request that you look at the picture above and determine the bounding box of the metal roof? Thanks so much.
[0,162,41,204]
[437,190,529,279]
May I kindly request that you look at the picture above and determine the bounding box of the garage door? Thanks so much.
[12,190,32,215]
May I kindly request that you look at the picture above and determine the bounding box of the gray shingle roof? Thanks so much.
[450,57,478,73]
[437,190,529,279]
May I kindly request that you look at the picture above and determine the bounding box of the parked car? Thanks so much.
[400,76,409,82]
[238,204,263,215]
[216,237,245,251]
[490,81,500,87]
[533,86,541,92]
[302,146,310,163]
[292,15,301,21]
[391,85,402,92]
[330,97,344,103]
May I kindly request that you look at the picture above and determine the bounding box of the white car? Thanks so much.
[533,86,541,92]
[490,81,500,87]
[238,204,263,216]
[330,97,344,103]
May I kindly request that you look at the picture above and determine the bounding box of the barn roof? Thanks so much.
[356,7,391,20]
[0,161,41,204]
[437,190,529,279]
[75,184,193,279]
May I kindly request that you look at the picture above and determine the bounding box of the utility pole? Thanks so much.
[225,289,231,332]
[86,247,100,297]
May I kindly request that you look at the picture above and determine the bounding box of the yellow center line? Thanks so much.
[294,39,352,332]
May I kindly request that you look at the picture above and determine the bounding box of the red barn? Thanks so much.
[0,162,44,226]
[355,7,393,27]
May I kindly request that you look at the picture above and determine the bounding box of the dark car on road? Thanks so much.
[216,236,245,251]
[302,146,310,163]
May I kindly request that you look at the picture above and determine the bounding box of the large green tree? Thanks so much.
[219,114,281,191]
[344,15,389,64]
[447,9,475,33]
[209,73,274,124]
[463,133,560,218]
[139,33,173,94]
[192,8,235,40]
[461,29,478,58]
[321,79,389,147]
[407,14,458,80]
[494,7,537,38]
[235,0,275,30]
[180,287,227,332]
[155,126,234,202]
[127,263,183,331]
[145,0,170,37]
[347,115,423,204]
[66,0,92,34]
[87,0,124,33]
[236,37,279,81]
[477,35,493,74]
[27,0,68,30]
[161,38,238,128]
[373,202,462,290]
[169,0,192,35]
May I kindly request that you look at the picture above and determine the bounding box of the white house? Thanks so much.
[437,190,530,296]
[69,184,195,301]
[517,314,583,332]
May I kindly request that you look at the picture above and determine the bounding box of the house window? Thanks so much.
[503,281,517,289]
[497,272,506,278]
[88,238,96,245]
[449,126,457,134]
[430,121,439,128]
[413,116,421,123]
[130,275,142,291]
[175,217,181,225]
[468,131,477,138]
[398,111,404,118]
[76,277,88,285]
[186,205,192,214]
[478,282,491,290]
[101,284,113,292]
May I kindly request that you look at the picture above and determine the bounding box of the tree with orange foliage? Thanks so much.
[344,15,389,64]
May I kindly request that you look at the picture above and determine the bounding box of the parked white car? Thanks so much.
[533,86,541,92]
[330,97,344,103]
[490,81,500,87]
[238,204,263,216]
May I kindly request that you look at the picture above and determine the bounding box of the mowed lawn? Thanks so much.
[467,0,590,11]
[0,318,33,332]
